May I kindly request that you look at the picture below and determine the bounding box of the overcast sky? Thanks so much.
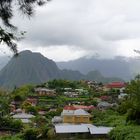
[1,0,140,61]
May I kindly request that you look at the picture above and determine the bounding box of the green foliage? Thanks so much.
[0,90,10,116]
[0,0,50,54]
[22,128,39,140]
[0,135,22,140]
[0,117,23,130]
[25,106,38,115]
[92,109,126,127]
[85,99,98,106]
[45,108,63,119]
[118,75,140,124]
[33,116,48,127]
[48,79,81,89]
[41,124,50,138]
[47,128,56,139]
[0,99,10,116]
[13,85,34,96]
[118,98,133,114]
[126,108,140,124]
[109,125,140,140]
[22,101,32,109]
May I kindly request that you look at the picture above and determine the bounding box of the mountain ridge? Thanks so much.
[57,56,140,80]
[0,50,124,89]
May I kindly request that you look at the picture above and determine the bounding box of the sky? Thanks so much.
[1,0,140,61]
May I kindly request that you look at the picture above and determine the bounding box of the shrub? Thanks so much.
[0,117,23,131]
[109,125,140,140]
[22,128,39,140]
[91,109,126,127]
[0,135,21,140]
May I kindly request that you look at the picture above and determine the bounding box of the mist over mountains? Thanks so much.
[0,50,123,89]
[57,56,140,80]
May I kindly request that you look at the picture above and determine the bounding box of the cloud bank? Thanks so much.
[2,0,140,61]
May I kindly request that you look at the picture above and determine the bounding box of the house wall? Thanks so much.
[63,115,90,123]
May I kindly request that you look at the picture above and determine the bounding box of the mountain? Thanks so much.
[85,70,123,83]
[0,50,61,88]
[0,56,10,71]
[60,69,85,80]
[0,50,124,89]
[57,56,140,80]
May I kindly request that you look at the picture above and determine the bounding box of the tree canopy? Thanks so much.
[0,0,50,55]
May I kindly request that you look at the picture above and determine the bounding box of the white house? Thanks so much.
[12,113,35,123]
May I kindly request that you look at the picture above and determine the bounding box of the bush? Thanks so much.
[0,117,23,131]
[126,108,140,124]
[91,109,126,127]
[22,128,39,140]
[109,125,140,140]
[0,135,21,140]
[10,119,23,130]
[41,125,50,138]
[47,128,55,139]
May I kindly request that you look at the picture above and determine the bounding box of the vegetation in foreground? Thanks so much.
[0,77,140,139]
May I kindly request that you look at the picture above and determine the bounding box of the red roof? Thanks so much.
[100,96,109,101]
[64,106,76,110]
[64,105,95,110]
[106,82,126,88]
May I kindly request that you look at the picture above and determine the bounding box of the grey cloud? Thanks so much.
[11,0,140,58]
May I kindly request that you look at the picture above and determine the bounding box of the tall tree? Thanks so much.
[125,75,140,124]
[0,0,50,55]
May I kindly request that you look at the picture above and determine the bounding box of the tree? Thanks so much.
[23,128,39,140]
[126,76,140,124]
[0,0,50,55]
[119,75,140,124]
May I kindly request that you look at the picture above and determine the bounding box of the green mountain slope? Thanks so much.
[85,70,123,83]
[0,50,124,89]
[0,50,61,88]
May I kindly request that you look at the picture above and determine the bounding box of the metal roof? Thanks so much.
[55,124,89,133]
[35,88,55,92]
[12,113,35,119]
[89,126,113,134]
[74,109,90,115]
[61,109,90,116]
[55,124,113,135]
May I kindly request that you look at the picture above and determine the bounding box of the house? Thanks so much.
[26,97,38,106]
[38,110,47,116]
[52,116,63,124]
[11,101,21,109]
[97,102,112,110]
[75,89,89,95]
[118,93,127,99]
[63,88,72,91]
[105,82,126,90]
[100,96,110,101]
[12,113,35,123]
[61,108,91,123]
[64,91,79,98]
[34,88,56,96]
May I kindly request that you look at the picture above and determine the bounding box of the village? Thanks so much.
[0,79,128,139]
